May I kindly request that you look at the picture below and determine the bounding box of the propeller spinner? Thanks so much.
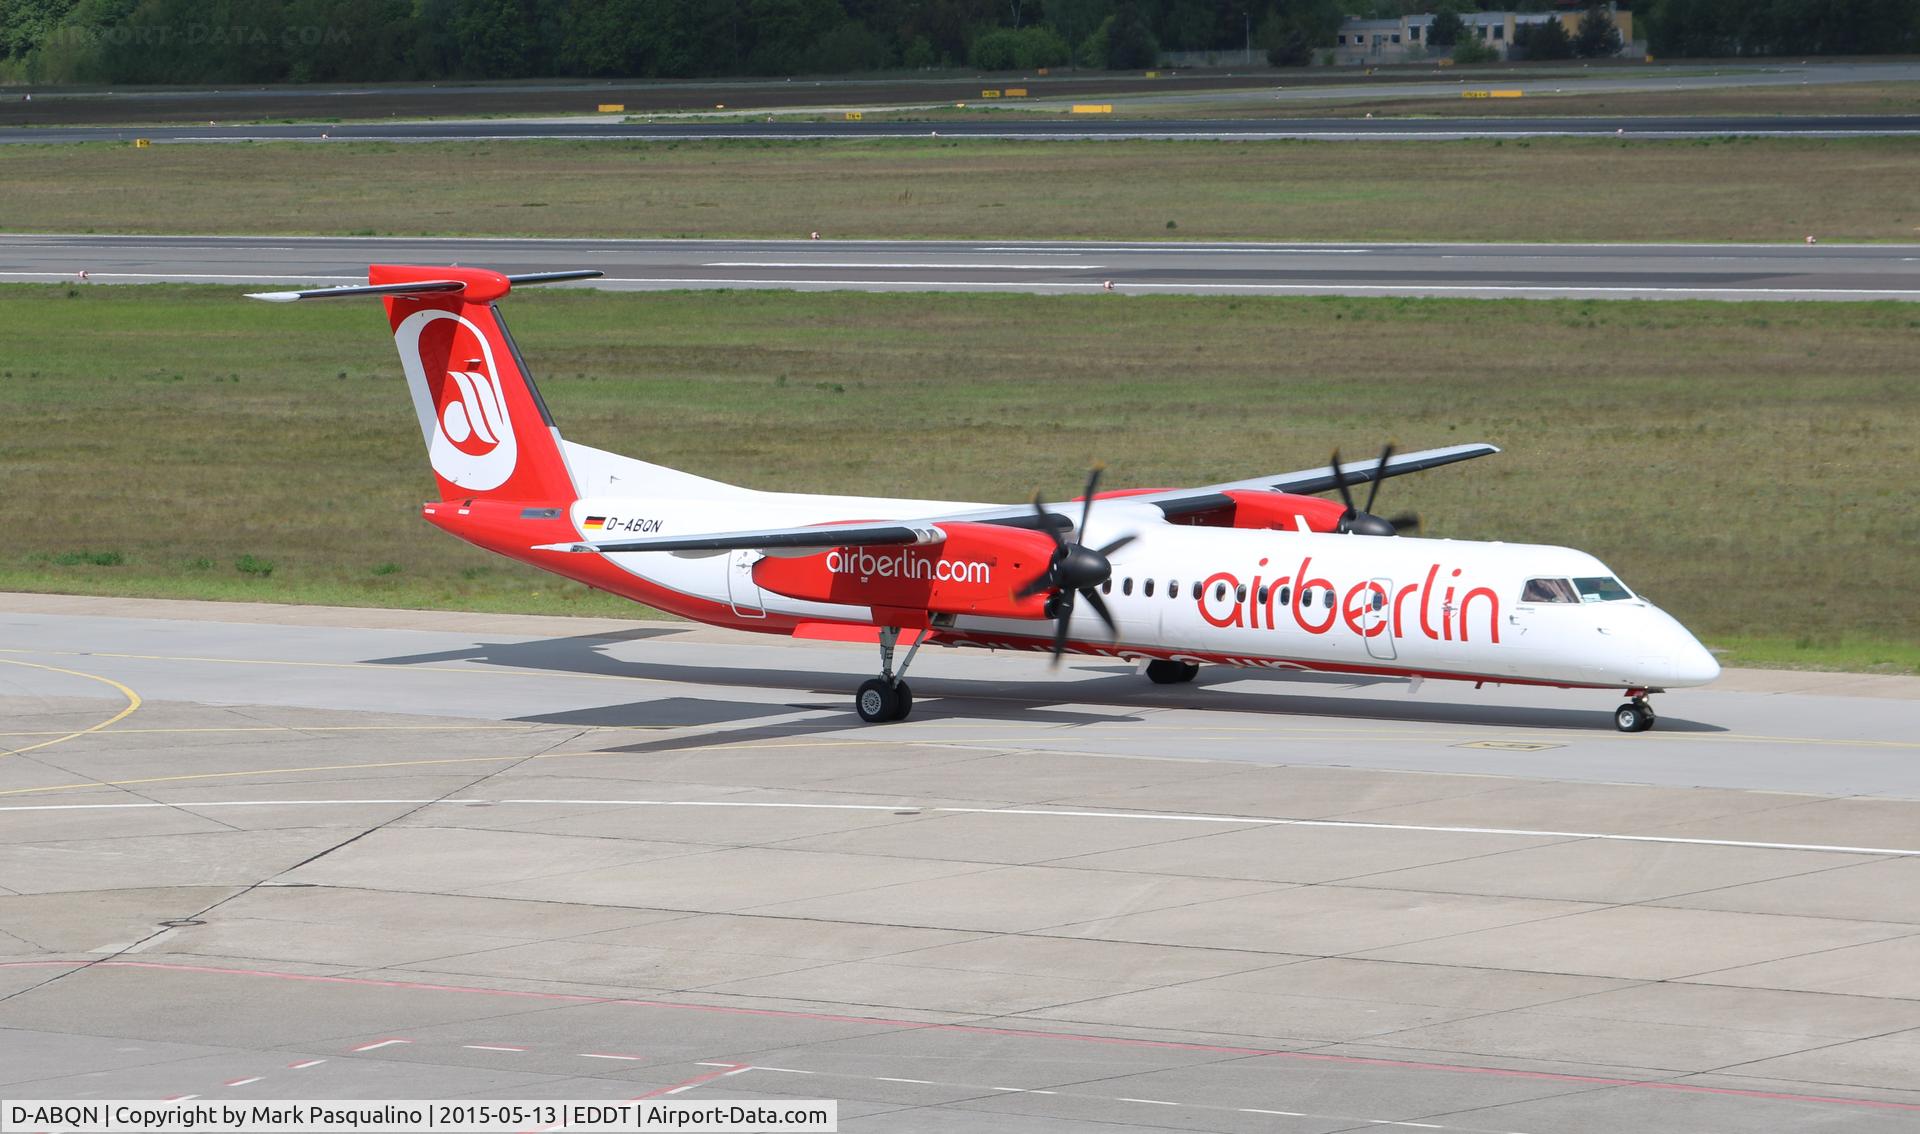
[1015,466,1137,665]
[1330,444,1422,536]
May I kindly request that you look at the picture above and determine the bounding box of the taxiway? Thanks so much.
[3,594,1918,1130]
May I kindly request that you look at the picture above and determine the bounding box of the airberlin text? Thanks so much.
[827,548,991,585]
[1197,557,1499,644]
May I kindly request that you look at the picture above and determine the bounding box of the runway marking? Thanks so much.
[582,1052,644,1061]
[638,1063,749,1099]
[1118,1097,1178,1106]
[0,658,141,759]
[223,1077,262,1087]
[5,796,1914,858]
[349,1038,411,1052]
[702,261,1105,269]
[463,1044,527,1052]
[563,275,1920,299]
[0,724,556,738]
[0,959,1848,1113]
[288,1059,325,1069]
[876,1076,932,1084]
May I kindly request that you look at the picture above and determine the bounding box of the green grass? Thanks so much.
[1,283,1915,672]
[4,137,1920,242]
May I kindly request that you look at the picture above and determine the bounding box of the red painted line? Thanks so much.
[288,1059,325,1069]
[4,960,1915,1114]
[224,1077,262,1087]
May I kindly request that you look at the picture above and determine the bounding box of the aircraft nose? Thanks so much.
[1651,608,1720,686]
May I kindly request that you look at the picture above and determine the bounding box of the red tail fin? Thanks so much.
[370,265,576,504]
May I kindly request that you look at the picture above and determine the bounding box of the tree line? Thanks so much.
[2,0,1916,85]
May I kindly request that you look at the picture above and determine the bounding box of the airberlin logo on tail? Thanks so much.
[395,309,519,491]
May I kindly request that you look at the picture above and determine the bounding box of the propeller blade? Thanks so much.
[1079,587,1117,635]
[1031,493,1067,550]
[1388,512,1422,534]
[1049,602,1073,665]
[1096,533,1136,557]
[1329,449,1356,513]
[1363,442,1394,515]
[1078,464,1103,537]
[1015,570,1055,599]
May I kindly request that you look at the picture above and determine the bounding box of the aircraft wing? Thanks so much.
[532,443,1496,557]
[536,521,946,557]
[919,442,1501,529]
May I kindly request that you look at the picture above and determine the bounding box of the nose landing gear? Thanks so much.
[1614,694,1657,733]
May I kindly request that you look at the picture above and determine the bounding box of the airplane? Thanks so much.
[250,264,1719,733]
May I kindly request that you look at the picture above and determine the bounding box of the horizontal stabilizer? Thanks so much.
[246,269,602,303]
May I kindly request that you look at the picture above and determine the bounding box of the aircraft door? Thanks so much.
[728,550,767,619]
[1362,577,1396,660]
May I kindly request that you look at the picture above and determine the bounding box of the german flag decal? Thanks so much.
[582,516,606,532]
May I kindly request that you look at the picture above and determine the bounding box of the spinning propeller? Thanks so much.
[1330,444,1422,536]
[1016,466,1137,664]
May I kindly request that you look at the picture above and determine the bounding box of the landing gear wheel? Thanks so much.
[856,678,913,723]
[1145,660,1200,685]
[1614,700,1656,733]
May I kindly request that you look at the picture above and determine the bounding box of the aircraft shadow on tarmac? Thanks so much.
[366,631,1725,734]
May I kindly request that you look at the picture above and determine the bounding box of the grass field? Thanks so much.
[2,283,1915,673]
[4,137,1919,242]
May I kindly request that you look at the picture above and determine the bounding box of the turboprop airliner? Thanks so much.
[251,265,1718,732]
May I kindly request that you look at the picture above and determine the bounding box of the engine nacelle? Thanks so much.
[1223,490,1349,533]
[752,521,1056,618]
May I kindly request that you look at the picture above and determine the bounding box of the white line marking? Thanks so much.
[702,262,1102,270]
[877,1077,933,1084]
[350,1039,410,1052]
[580,275,1920,298]
[750,1066,815,1074]
[1118,1097,1179,1106]
[224,1077,262,1087]
[1242,1109,1304,1116]
[162,1096,198,1102]
[288,1059,325,1069]
[463,1044,527,1052]
[989,1087,1056,1094]
[582,1053,644,1061]
[9,798,1915,858]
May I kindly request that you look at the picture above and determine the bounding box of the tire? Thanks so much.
[857,678,900,724]
[1145,660,1200,685]
[1614,701,1654,733]
[889,680,914,721]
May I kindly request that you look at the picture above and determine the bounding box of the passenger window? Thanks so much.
[1102,579,1112,594]
[1143,579,1155,598]
[1257,585,1269,605]
[1215,582,1228,601]
[1122,577,1133,596]
[1321,589,1333,608]
[1522,577,1578,604]
[1278,586,1290,605]
[1235,584,1247,602]
[1372,589,1385,611]
[1170,580,1181,599]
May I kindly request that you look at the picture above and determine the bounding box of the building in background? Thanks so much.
[1333,5,1633,64]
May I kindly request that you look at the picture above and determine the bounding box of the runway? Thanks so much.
[3,593,1918,1130]
[7,113,1920,144]
[9,233,1920,301]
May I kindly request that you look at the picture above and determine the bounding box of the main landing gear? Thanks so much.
[856,626,923,723]
[1614,693,1658,733]
[1145,659,1200,685]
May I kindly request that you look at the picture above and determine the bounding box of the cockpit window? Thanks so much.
[1573,576,1633,602]
[1522,578,1578,603]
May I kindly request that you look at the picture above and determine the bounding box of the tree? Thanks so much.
[1101,2,1156,68]
[1451,32,1498,63]
[1426,8,1464,48]
[1573,3,1622,58]
[1513,16,1572,60]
